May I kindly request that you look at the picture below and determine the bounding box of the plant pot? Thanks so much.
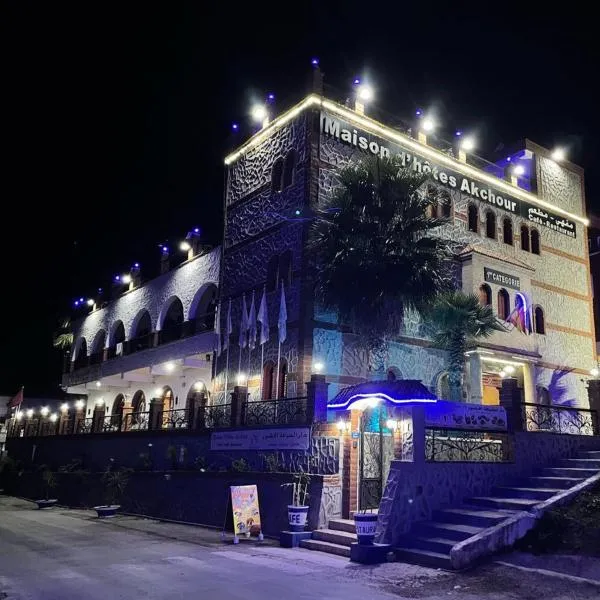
[287,505,309,532]
[354,512,378,545]
[36,499,58,509]
[94,505,120,518]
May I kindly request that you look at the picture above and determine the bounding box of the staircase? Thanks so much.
[300,518,357,557]
[395,450,600,568]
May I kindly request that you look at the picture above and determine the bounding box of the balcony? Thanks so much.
[63,313,216,388]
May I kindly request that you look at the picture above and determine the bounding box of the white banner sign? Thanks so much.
[425,401,507,431]
[210,427,311,451]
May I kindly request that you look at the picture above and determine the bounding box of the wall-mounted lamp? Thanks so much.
[60,403,69,412]
[236,372,247,386]
[40,406,49,417]
[386,419,399,431]
[312,361,324,374]
[26,409,34,418]
[75,399,85,410]
[336,420,351,434]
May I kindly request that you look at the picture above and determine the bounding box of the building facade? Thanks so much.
[218,93,595,412]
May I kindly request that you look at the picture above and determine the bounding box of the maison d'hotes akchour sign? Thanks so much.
[321,114,577,238]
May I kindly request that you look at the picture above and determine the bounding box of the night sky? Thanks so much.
[2,3,598,398]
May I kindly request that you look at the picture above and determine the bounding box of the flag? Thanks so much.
[239,294,249,349]
[215,302,222,355]
[506,306,527,334]
[248,292,257,351]
[278,282,287,344]
[8,387,23,409]
[258,287,269,345]
[223,299,232,350]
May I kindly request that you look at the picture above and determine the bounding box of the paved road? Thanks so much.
[0,497,598,600]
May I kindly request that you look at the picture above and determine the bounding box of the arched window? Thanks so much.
[497,288,510,320]
[479,284,492,306]
[73,338,88,369]
[160,297,184,343]
[131,390,146,413]
[531,229,540,255]
[468,204,478,233]
[521,224,530,252]
[278,359,288,399]
[266,256,278,292]
[436,372,450,400]
[438,192,452,219]
[112,394,125,427]
[262,361,275,399]
[534,306,545,334]
[537,386,551,406]
[189,283,218,332]
[271,157,284,192]
[90,330,106,364]
[503,218,513,245]
[282,150,296,189]
[485,211,497,239]
[109,321,126,358]
[279,250,292,288]
[131,310,152,352]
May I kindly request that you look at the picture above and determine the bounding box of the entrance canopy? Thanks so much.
[328,380,437,411]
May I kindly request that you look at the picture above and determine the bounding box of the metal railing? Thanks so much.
[123,411,150,431]
[522,403,598,436]
[101,414,121,433]
[425,427,513,462]
[162,409,189,429]
[243,397,308,426]
[196,404,232,429]
[76,418,94,435]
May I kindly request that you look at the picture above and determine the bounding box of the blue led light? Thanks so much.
[231,122,239,131]
[455,130,462,137]
[353,78,360,85]
[416,109,422,116]
[311,58,319,66]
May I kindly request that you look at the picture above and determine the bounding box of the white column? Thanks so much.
[468,353,483,404]
[522,362,535,404]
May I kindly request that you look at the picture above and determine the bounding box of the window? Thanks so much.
[534,306,545,334]
[537,386,551,406]
[497,288,510,320]
[282,150,296,189]
[279,251,292,288]
[485,211,497,239]
[531,229,540,255]
[468,204,478,233]
[521,225,530,252]
[503,218,513,245]
[266,256,278,292]
[262,361,275,399]
[438,192,452,219]
[278,359,288,399]
[271,158,284,192]
[479,284,492,306]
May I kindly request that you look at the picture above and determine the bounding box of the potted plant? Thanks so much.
[94,466,131,518]
[354,508,378,545]
[36,466,58,509]
[282,469,310,532]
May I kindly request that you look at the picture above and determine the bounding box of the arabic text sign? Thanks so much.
[230,485,261,536]
[211,427,311,451]
[425,401,507,431]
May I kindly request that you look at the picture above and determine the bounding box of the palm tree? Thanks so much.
[311,156,453,360]
[53,317,73,350]
[427,291,506,401]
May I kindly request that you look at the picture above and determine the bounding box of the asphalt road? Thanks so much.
[0,497,598,600]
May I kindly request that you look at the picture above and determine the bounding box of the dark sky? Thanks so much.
[2,2,598,397]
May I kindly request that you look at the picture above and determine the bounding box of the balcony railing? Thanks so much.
[425,427,513,462]
[522,403,598,436]
[196,404,232,429]
[162,409,189,429]
[243,397,308,426]
[123,411,150,431]
[76,418,94,435]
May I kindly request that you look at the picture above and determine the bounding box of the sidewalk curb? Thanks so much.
[495,560,600,587]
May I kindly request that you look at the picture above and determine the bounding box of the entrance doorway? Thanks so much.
[358,404,394,510]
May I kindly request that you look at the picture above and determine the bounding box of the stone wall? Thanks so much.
[377,431,600,544]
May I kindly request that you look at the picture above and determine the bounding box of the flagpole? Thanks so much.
[224,347,230,400]
[276,342,281,400]
[259,344,264,399]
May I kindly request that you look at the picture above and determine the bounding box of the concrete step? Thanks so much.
[578,450,600,459]
[432,507,510,528]
[412,521,484,541]
[543,467,599,478]
[400,535,456,554]
[525,476,585,489]
[492,486,563,501]
[299,539,350,558]
[328,518,356,534]
[395,547,452,569]
[559,458,600,469]
[467,497,538,511]
[312,528,357,547]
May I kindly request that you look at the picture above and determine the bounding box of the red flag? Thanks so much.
[506,307,527,334]
[8,387,23,408]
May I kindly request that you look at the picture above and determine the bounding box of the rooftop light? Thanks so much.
[461,137,476,151]
[551,148,566,162]
[180,241,191,252]
[251,104,268,123]
[421,117,436,132]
